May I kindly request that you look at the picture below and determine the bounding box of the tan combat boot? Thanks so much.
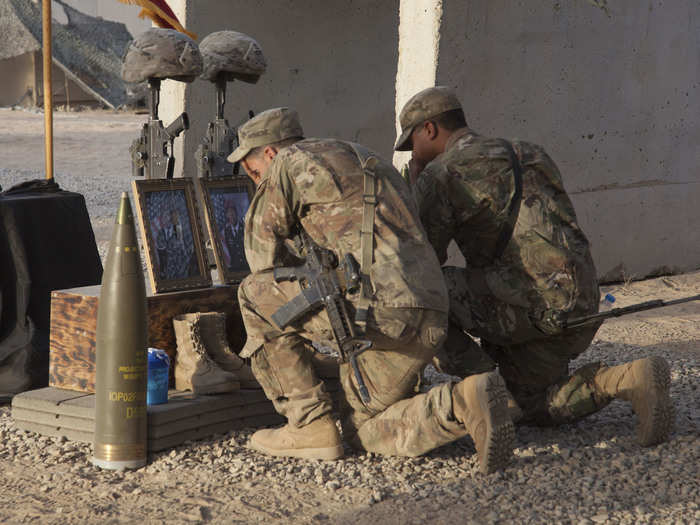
[195,312,260,389]
[593,356,673,446]
[452,370,515,474]
[248,415,344,460]
[173,314,240,394]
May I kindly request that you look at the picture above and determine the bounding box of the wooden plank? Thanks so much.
[47,291,99,393]
[148,402,278,439]
[13,388,271,422]
[14,414,285,453]
[13,400,279,439]
[148,414,285,452]
[12,408,94,432]
[14,420,92,444]
[148,390,270,425]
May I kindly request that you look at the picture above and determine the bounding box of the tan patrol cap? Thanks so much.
[394,86,462,151]
[227,107,304,163]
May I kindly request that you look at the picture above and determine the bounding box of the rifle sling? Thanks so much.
[492,143,523,260]
[348,142,379,328]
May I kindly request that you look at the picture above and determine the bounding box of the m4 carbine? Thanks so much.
[130,79,189,179]
[271,230,372,403]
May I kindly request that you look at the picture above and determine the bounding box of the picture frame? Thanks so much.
[131,178,212,294]
[198,175,255,284]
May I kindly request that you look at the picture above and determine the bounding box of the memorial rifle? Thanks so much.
[130,79,189,179]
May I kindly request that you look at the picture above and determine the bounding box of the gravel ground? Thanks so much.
[0,109,698,524]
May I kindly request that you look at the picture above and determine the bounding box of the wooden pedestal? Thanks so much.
[48,285,245,393]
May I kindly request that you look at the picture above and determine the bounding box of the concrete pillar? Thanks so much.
[392,0,443,168]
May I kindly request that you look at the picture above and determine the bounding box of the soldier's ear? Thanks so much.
[263,145,278,162]
[425,121,439,141]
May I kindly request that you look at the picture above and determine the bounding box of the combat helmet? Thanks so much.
[199,31,267,84]
[122,28,203,83]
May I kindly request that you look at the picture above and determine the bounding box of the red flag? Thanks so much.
[117,0,197,40]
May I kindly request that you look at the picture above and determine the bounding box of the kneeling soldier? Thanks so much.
[395,86,674,446]
[230,107,515,473]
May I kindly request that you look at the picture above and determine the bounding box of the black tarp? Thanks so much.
[0,183,102,394]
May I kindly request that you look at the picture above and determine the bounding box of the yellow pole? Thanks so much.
[42,0,53,181]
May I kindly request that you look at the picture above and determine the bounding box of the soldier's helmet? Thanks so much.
[199,31,267,84]
[121,28,203,83]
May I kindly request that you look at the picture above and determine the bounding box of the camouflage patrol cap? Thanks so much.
[394,86,462,151]
[227,107,304,163]
[121,28,203,83]
[199,31,267,84]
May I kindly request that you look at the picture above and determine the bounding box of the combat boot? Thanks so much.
[593,356,673,446]
[452,370,515,474]
[194,312,260,389]
[173,314,240,394]
[249,415,344,460]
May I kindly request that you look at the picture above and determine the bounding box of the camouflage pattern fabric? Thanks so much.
[414,129,605,424]
[394,86,462,151]
[243,138,449,320]
[199,31,267,83]
[238,138,467,455]
[415,129,599,327]
[440,266,608,424]
[228,107,304,163]
[121,28,202,83]
[239,272,465,455]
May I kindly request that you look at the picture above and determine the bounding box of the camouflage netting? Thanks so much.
[199,30,266,83]
[0,0,132,108]
[121,28,203,84]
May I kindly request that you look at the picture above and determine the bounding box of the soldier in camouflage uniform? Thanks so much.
[228,107,515,472]
[395,87,673,446]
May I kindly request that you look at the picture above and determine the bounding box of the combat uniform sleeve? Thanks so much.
[244,154,299,273]
[414,167,454,265]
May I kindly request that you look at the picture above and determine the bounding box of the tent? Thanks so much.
[0,0,132,108]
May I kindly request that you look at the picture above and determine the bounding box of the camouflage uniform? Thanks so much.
[405,97,607,425]
[237,121,479,455]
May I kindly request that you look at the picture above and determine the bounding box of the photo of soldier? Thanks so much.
[210,188,250,274]
[146,190,198,281]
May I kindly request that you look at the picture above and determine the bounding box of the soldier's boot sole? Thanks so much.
[631,356,674,447]
[456,371,515,474]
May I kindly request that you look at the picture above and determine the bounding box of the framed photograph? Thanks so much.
[132,178,212,294]
[199,176,254,284]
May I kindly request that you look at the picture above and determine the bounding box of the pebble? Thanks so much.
[0,165,698,522]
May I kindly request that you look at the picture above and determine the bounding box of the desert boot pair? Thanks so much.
[173,312,258,394]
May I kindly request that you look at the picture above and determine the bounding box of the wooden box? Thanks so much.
[48,284,245,393]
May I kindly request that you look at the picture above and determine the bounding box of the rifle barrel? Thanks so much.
[565,293,700,329]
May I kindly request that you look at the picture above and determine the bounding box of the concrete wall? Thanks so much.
[159,0,399,180]
[437,0,700,281]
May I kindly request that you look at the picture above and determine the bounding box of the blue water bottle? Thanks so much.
[600,293,616,311]
[147,348,170,405]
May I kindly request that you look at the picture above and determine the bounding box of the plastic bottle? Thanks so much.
[147,348,170,405]
[600,292,616,311]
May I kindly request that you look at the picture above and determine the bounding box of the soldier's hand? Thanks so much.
[408,157,426,184]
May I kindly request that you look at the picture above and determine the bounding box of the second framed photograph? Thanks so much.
[132,178,212,294]
[199,176,254,284]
